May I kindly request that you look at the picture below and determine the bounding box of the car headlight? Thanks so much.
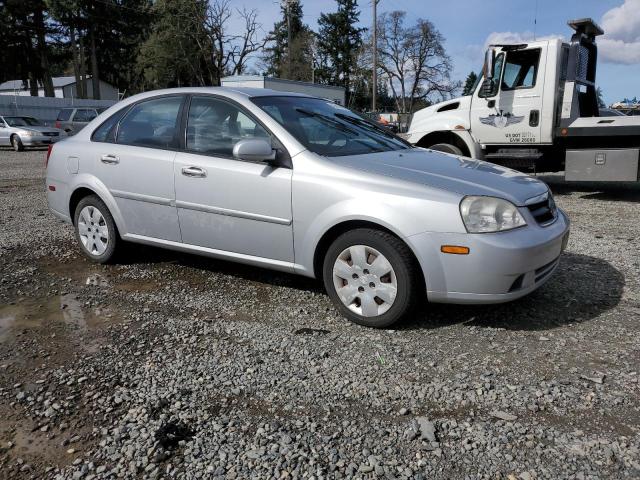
[22,130,36,136]
[460,196,526,233]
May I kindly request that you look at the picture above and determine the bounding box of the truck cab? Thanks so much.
[406,18,640,182]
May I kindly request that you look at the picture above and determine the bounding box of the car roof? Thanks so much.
[119,87,311,105]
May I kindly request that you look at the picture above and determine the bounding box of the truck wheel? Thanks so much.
[74,195,120,264]
[428,143,463,155]
[322,228,423,328]
[11,135,24,152]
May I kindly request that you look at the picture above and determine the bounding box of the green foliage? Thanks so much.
[262,0,314,81]
[137,0,214,89]
[316,0,365,102]
[462,71,478,96]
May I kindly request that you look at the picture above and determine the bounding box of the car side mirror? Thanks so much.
[233,138,277,164]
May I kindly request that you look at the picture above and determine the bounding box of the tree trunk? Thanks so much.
[79,37,88,99]
[89,26,101,99]
[28,69,39,96]
[34,6,54,97]
[70,27,83,99]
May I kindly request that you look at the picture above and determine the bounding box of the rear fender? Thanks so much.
[69,174,128,235]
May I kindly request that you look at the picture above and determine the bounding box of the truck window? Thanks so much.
[502,49,540,90]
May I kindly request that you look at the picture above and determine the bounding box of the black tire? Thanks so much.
[11,135,24,152]
[428,143,463,155]
[73,194,120,264]
[322,228,424,328]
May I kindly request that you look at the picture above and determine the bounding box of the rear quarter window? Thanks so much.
[91,108,127,143]
[57,109,73,121]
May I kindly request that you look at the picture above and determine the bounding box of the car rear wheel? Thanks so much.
[11,135,24,152]
[74,195,119,263]
[428,143,463,155]
[322,228,423,328]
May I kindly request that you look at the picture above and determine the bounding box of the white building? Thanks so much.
[221,75,345,105]
[0,76,119,101]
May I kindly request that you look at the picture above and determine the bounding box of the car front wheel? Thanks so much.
[323,228,423,328]
[11,135,24,152]
[73,195,120,263]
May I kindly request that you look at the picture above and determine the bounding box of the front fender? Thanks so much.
[295,191,463,278]
[295,199,413,277]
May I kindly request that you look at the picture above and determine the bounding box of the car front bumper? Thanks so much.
[21,135,63,146]
[408,209,570,304]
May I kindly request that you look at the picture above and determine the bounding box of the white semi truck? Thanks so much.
[404,18,640,182]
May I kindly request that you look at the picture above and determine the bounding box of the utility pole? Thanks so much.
[372,0,378,112]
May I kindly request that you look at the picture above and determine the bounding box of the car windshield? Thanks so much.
[4,116,41,127]
[251,96,411,157]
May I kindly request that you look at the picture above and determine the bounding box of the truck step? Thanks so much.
[484,149,544,160]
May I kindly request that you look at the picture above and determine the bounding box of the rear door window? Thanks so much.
[116,96,183,149]
[73,109,98,122]
[57,109,73,121]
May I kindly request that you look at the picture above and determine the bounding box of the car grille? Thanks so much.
[43,132,59,137]
[526,195,556,225]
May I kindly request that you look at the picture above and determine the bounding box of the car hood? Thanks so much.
[17,126,63,133]
[336,148,549,206]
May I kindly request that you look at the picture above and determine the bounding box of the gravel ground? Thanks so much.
[0,148,639,480]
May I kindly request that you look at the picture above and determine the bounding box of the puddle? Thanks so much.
[0,294,120,342]
[40,257,159,293]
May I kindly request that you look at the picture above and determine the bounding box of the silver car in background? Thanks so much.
[0,115,65,151]
[45,87,569,327]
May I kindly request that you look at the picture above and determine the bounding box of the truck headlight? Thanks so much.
[460,196,526,233]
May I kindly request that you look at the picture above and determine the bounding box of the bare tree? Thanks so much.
[377,11,458,113]
[206,0,268,84]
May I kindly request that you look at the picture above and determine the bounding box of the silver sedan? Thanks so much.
[0,115,65,151]
[45,88,570,327]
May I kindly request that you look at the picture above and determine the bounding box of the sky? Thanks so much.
[231,0,640,105]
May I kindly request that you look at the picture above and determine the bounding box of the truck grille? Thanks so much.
[527,195,556,225]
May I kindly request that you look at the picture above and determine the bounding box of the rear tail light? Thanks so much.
[45,144,54,167]
[55,120,60,128]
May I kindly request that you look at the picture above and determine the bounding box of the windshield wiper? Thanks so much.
[295,108,359,135]
[334,113,402,140]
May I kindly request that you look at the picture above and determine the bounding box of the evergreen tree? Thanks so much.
[262,0,313,81]
[316,0,365,101]
[462,71,478,96]
[137,0,215,89]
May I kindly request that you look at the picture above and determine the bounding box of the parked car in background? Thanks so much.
[55,107,107,135]
[0,115,65,151]
[46,87,569,328]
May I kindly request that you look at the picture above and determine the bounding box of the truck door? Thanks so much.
[470,46,546,146]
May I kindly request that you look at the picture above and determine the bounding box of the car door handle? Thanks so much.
[100,154,119,164]
[181,166,207,178]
